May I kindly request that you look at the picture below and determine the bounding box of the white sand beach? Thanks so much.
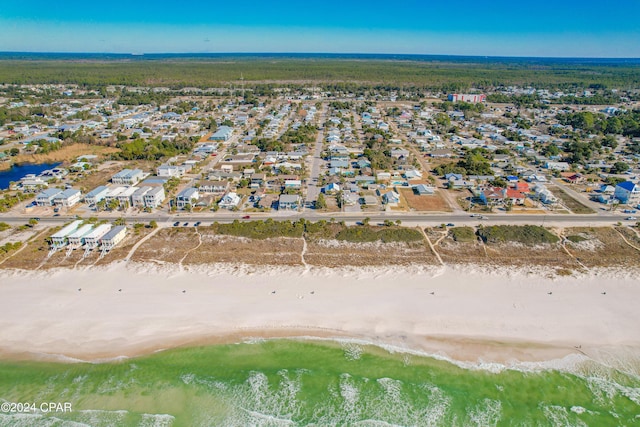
[0,262,639,364]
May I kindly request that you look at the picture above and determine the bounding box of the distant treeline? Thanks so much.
[0,59,638,91]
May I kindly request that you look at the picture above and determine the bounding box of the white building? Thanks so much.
[111,169,144,185]
[82,224,112,249]
[157,164,187,178]
[67,224,94,247]
[100,226,127,251]
[131,186,152,207]
[218,192,241,209]
[50,220,83,248]
[176,187,199,209]
[35,188,62,206]
[143,186,165,208]
[53,189,82,207]
[84,186,110,205]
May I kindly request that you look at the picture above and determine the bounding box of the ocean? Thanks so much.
[0,339,638,426]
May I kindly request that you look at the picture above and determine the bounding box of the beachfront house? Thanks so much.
[131,186,152,207]
[100,226,127,251]
[50,220,83,249]
[35,188,62,206]
[82,224,112,249]
[53,189,82,207]
[157,164,187,178]
[66,224,94,247]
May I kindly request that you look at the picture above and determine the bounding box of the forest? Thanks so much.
[0,57,638,91]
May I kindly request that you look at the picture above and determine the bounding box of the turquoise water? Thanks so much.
[0,339,639,426]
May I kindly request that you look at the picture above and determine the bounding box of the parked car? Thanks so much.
[183,222,189,226]
[194,221,201,227]
[446,223,455,227]
[173,221,180,227]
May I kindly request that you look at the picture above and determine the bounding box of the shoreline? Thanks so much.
[1,262,639,367]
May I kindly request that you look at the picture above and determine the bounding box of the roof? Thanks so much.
[37,188,62,198]
[83,224,112,239]
[67,224,94,239]
[617,181,638,191]
[85,186,110,197]
[177,187,199,199]
[51,220,83,238]
[56,188,81,199]
[279,194,299,203]
[101,226,127,241]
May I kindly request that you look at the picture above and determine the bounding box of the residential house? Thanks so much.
[176,187,199,209]
[414,184,435,195]
[50,220,83,248]
[53,189,82,207]
[614,181,640,205]
[322,183,341,194]
[35,188,62,206]
[278,194,300,210]
[218,192,241,209]
[143,186,165,208]
[100,226,127,251]
[209,126,233,141]
[67,224,94,247]
[83,224,112,249]
[198,180,229,194]
[157,164,186,178]
[19,174,48,191]
[131,186,152,207]
[111,169,144,185]
[479,187,505,206]
[382,191,400,205]
[545,161,570,171]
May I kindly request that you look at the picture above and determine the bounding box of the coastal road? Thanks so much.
[2,212,634,228]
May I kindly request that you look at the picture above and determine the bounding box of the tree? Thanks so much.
[115,217,126,226]
[149,220,158,229]
[362,217,370,226]
[28,218,38,226]
[315,193,327,209]
[611,162,629,174]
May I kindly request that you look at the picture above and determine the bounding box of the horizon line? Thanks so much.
[1,51,640,61]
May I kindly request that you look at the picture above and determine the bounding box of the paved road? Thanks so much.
[304,105,327,206]
[3,212,633,228]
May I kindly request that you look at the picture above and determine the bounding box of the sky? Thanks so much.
[1,0,639,57]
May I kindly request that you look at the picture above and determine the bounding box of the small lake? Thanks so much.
[0,162,62,190]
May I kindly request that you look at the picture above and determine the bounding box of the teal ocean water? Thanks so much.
[0,339,639,426]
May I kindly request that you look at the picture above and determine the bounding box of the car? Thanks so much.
[446,223,455,227]
[625,217,637,221]
[53,213,60,217]
[242,215,251,219]
[470,214,480,218]
[194,221,201,227]
[173,221,180,227]
[183,222,189,226]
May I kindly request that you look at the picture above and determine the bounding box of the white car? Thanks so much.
[625,216,637,221]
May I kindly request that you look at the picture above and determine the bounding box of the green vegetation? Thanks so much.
[334,226,423,243]
[0,222,10,232]
[566,235,588,243]
[0,241,22,256]
[433,148,493,177]
[211,219,304,239]
[449,226,476,242]
[557,110,640,138]
[477,225,559,245]
[0,192,34,213]
[114,137,195,161]
[1,58,639,91]
[280,124,317,144]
